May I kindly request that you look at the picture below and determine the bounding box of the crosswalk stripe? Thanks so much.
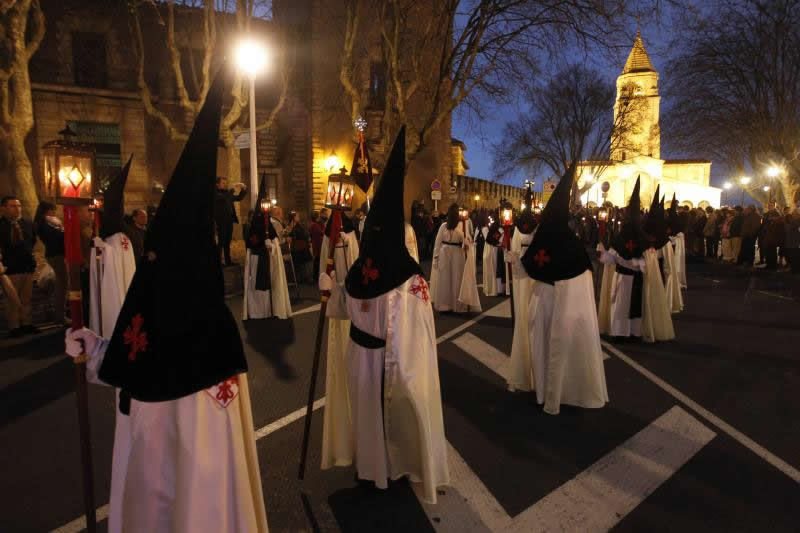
[452,332,512,380]
[508,406,715,532]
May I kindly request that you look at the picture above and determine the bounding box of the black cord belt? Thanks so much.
[442,241,462,246]
[350,322,386,349]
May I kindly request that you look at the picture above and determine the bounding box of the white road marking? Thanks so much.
[697,276,721,283]
[509,406,714,532]
[756,290,794,301]
[452,332,512,380]
[602,340,800,484]
[292,303,322,316]
[52,300,511,533]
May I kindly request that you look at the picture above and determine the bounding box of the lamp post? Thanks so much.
[299,166,354,480]
[723,181,732,206]
[42,123,98,533]
[739,176,751,205]
[766,166,782,203]
[235,38,268,211]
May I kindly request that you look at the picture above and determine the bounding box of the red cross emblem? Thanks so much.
[249,234,260,246]
[123,313,148,361]
[522,223,531,232]
[625,240,636,252]
[361,258,379,285]
[120,236,130,251]
[409,275,429,303]
[533,249,550,268]
[205,375,240,408]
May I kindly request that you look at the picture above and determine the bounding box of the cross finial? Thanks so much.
[354,115,367,133]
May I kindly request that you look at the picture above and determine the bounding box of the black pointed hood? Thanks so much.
[643,184,669,249]
[521,163,591,283]
[667,193,681,235]
[99,155,133,239]
[99,69,247,402]
[345,126,423,299]
[612,176,645,260]
[515,184,536,234]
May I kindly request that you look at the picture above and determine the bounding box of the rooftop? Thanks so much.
[622,31,655,74]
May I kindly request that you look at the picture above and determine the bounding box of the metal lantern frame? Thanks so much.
[325,166,355,211]
[43,124,97,206]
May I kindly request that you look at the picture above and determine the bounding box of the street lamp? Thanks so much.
[42,123,97,532]
[474,194,480,207]
[723,181,732,206]
[325,150,340,173]
[235,37,269,210]
[767,166,780,178]
[739,176,751,205]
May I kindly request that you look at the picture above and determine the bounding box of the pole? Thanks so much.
[64,204,97,533]
[503,225,515,329]
[249,76,258,211]
[299,209,342,480]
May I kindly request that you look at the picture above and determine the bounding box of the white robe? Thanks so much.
[319,231,359,469]
[599,248,643,338]
[527,271,608,415]
[243,221,292,320]
[641,248,676,342]
[596,244,616,335]
[673,232,687,289]
[326,275,449,504]
[83,342,268,533]
[663,242,683,314]
[431,224,468,312]
[482,228,503,296]
[507,229,535,391]
[405,222,419,262]
[88,232,136,533]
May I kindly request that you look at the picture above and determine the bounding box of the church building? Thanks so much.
[577,32,721,209]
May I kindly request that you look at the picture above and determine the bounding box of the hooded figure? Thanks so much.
[507,184,537,391]
[668,193,687,289]
[320,126,449,503]
[598,176,646,339]
[319,205,359,470]
[639,192,676,342]
[511,165,607,414]
[243,174,292,320]
[483,210,506,296]
[65,71,269,533]
[89,155,136,338]
[662,195,684,314]
[431,203,480,312]
[87,156,138,533]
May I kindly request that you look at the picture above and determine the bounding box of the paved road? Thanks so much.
[1,260,798,532]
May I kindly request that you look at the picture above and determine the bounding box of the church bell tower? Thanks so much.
[612,31,660,161]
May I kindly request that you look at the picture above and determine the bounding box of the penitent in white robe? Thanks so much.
[82,343,268,533]
[507,229,535,391]
[527,271,608,415]
[431,224,469,312]
[641,248,675,342]
[326,274,450,504]
[88,232,137,533]
[663,242,683,314]
[482,228,503,297]
[319,231,359,469]
[596,244,616,335]
[672,232,687,289]
[599,248,643,338]
[243,221,292,320]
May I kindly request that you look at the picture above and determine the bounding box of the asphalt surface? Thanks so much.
[1,259,798,532]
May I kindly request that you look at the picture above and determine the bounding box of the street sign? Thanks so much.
[601,181,610,193]
[543,180,556,193]
[431,190,442,200]
[431,179,441,191]
[234,132,250,149]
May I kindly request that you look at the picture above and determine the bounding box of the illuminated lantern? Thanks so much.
[325,166,355,211]
[502,206,513,227]
[43,124,96,204]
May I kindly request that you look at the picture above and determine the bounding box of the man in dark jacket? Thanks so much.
[215,176,247,265]
[0,196,39,337]
[124,208,148,266]
[739,206,762,266]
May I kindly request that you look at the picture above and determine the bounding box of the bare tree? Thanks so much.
[335,0,634,167]
[664,0,800,208]
[492,64,645,204]
[130,0,288,189]
[0,0,45,216]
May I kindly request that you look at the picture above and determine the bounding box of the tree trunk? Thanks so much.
[9,131,37,218]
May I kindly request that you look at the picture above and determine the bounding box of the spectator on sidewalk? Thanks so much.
[215,176,247,266]
[758,202,781,265]
[34,201,67,324]
[729,206,744,262]
[739,205,762,266]
[288,210,312,283]
[703,206,719,258]
[124,208,147,266]
[0,196,39,337]
[762,210,785,270]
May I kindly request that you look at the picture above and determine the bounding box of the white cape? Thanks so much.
[663,242,683,313]
[319,231,359,469]
[431,223,468,312]
[326,275,449,504]
[600,248,643,338]
[243,231,292,320]
[641,248,675,342]
[88,231,136,533]
[86,343,268,533]
[597,258,616,335]
[673,232,687,289]
[507,229,535,391]
[528,271,608,415]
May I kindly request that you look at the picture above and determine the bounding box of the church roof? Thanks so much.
[622,31,655,74]
[663,159,711,164]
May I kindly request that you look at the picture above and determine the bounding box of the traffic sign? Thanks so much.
[431,190,442,200]
[431,179,441,191]
[234,132,250,149]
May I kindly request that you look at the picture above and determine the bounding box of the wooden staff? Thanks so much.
[298,209,343,480]
[64,204,97,533]
[503,223,515,329]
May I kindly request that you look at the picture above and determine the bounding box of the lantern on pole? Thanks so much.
[43,123,98,533]
[500,202,515,325]
[325,166,355,211]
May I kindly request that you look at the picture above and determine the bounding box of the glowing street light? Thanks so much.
[235,38,270,210]
[739,176,751,185]
[763,185,770,192]
[767,166,781,178]
[723,182,732,189]
[325,150,340,173]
